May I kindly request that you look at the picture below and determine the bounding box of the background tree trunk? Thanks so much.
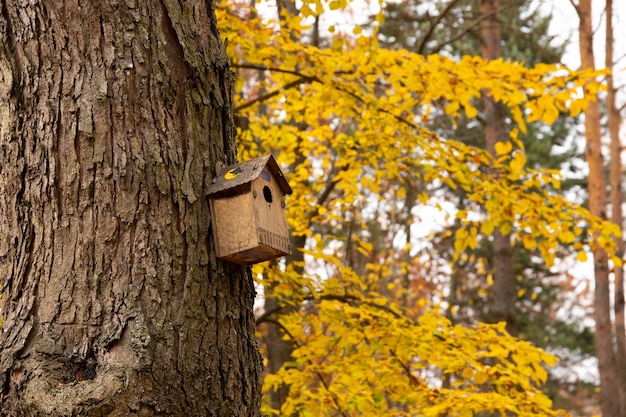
[606,0,626,412]
[577,0,621,415]
[480,0,517,335]
[0,1,262,415]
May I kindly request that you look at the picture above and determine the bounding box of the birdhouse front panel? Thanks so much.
[251,169,291,254]
[207,155,293,265]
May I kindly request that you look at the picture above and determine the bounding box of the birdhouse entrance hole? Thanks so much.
[263,186,273,203]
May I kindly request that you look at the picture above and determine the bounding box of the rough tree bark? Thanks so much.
[0,1,262,416]
[576,0,622,415]
[480,0,517,335]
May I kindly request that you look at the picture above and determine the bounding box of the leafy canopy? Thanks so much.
[217,0,614,415]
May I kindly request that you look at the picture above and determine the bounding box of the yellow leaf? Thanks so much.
[445,101,460,116]
[300,4,314,17]
[558,230,576,244]
[494,141,512,156]
[499,221,512,236]
[359,240,373,252]
[577,251,588,262]
[509,151,526,173]
[464,103,478,118]
[474,371,489,385]
[521,235,536,250]
[480,220,495,236]
[511,106,527,133]
[570,98,586,117]
[541,104,559,125]
[329,0,343,10]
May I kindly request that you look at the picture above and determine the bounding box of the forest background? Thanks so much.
[217,0,625,415]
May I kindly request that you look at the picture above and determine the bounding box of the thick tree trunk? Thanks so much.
[480,0,516,335]
[0,1,262,416]
[577,0,621,416]
[606,0,626,413]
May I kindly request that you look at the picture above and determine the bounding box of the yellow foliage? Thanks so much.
[216,1,613,415]
[268,307,568,416]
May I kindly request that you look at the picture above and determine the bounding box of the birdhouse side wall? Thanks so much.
[251,174,291,255]
[210,193,259,258]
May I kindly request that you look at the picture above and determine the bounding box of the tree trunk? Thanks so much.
[577,0,621,416]
[262,1,303,413]
[264,234,305,416]
[606,0,626,412]
[480,0,516,335]
[0,1,262,416]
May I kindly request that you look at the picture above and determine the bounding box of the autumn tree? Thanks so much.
[377,0,588,357]
[0,1,262,415]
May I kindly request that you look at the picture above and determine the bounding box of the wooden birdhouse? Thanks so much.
[207,155,293,265]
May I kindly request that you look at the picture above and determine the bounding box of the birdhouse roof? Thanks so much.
[207,154,293,198]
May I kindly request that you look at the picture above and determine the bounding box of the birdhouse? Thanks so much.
[207,155,293,265]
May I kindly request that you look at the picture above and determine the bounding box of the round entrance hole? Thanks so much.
[263,186,273,203]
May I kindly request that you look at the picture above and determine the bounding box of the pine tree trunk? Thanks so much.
[480,0,517,335]
[606,0,626,413]
[0,1,262,415]
[577,0,621,415]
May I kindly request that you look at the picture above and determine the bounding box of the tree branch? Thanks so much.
[234,77,314,112]
[417,0,464,55]
[256,293,404,326]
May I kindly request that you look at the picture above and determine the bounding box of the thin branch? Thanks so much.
[232,62,428,139]
[389,349,421,387]
[568,0,581,19]
[417,0,464,55]
[234,77,313,112]
[256,293,404,326]
[232,63,317,78]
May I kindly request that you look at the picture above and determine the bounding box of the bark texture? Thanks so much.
[480,0,516,335]
[577,0,621,415]
[0,1,262,415]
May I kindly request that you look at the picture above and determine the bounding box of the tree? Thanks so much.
[606,0,626,412]
[0,1,262,415]
[480,0,517,335]
[574,0,625,415]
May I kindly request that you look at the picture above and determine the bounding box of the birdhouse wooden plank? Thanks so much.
[207,155,293,265]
